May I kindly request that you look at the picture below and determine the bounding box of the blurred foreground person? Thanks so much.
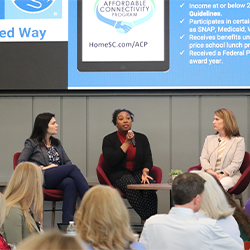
[212,174,250,242]
[0,193,10,250]
[75,185,145,250]
[17,230,85,250]
[193,171,243,247]
[139,172,243,250]
[0,162,43,245]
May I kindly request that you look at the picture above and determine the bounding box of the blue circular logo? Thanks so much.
[12,0,55,13]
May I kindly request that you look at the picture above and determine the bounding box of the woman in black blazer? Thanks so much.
[102,109,157,221]
[17,112,89,223]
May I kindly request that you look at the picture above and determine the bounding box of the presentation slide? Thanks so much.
[77,0,169,72]
[0,0,250,90]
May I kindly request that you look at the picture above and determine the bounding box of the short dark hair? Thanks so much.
[172,173,205,205]
[30,112,59,146]
[112,109,134,126]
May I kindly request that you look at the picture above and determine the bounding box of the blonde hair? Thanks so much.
[192,171,234,219]
[215,108,240,138]
[4,162,44,232]
[0,193,6,228]
[75,185,136,250]
[17,230,85,250]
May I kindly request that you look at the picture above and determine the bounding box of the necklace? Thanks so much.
[43,139,51,147]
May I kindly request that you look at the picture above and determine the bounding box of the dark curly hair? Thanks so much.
[112,109,134,126]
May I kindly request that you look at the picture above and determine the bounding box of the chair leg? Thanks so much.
[51,201,56,228]
[231,194,244,207]
[240,197,244,207]
[75,199,79,211]
[236,194,244,207]
[40,202,44,228]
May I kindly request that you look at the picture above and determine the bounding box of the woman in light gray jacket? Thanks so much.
[200,108,245,190]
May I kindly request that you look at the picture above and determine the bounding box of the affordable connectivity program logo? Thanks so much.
[94,0,155,34]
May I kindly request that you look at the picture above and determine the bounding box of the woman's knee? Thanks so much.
[71,164,81,172]
[63,164,81,174]
[220,177,234,191]
[60,177,77,190]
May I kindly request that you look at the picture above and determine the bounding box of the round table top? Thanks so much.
[127,183,172,190]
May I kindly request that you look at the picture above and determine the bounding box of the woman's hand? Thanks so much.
[217,174,224,180]
[41,164,58,170]
[141,168,153,184]
[217,171,229,180]
[121,130,134,153]
[205,169,218,178]
[125,130,134,143]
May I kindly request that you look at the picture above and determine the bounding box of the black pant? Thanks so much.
[43,164,89,223]
[113,172,158,221]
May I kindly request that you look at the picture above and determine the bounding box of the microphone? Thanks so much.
[208,138,221,162]
[128,130,136,147]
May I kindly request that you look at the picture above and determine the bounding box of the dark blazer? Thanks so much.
[17,138,72,166]
[102,131,153,183]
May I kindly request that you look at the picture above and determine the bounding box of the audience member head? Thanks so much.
[212,175,250,239]
[0,193,6,228]
[75,185,136,250]
[17,230,85,250]
[30,112,59,145]
[192,171,234,219]
[214,108,240,138]
[112,109,134,126]
[172,172,205,211]
[4,162,44,232]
